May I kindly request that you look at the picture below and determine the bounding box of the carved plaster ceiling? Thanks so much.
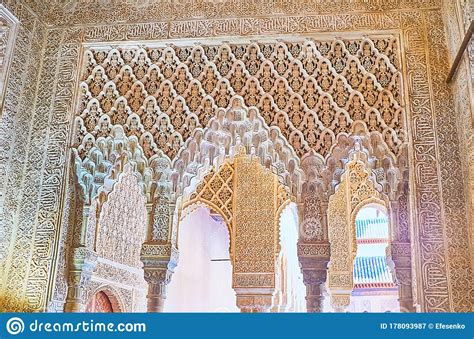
[74,37,406,163]
[19,0,441,26]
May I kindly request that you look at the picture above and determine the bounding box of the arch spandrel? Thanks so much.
[177,149,295,274]
[180,161,235,238]
[318,125,405,201]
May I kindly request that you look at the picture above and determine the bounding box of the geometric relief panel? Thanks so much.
[74,36,406,161]
[97,166,147,268]
[188,161,234,228]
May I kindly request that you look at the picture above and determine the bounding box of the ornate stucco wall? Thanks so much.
[0,2,48,311]
[441,0,474,275]
[0,0,472,312]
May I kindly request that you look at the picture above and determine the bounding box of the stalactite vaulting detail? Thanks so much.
[74,97,303,209]
[75,38,406,161]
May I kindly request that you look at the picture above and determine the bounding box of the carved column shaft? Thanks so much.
[391,242,415,312]
[64,247,97,312]
[305,278,324,312]
[298,242,331,313]
[141,190,178,312]
[144,267,172,313]
[141,241,177,312]
[389,194,415,312]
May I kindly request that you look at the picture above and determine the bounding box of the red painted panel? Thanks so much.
[85,291,114,313]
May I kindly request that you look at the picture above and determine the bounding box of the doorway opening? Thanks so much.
[165,206,238,312]
[349,204,400,312]
[274,203,306,312]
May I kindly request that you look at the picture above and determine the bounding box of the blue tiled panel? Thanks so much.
[355,218,389,239]
[353,256,393,284]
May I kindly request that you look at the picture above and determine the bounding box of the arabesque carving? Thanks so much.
[298,127,405,312]
[232,151,279,311]
[184,162,234,231]
[0,5,17,114]
[96,164,147,266]
[65,164,149,312]
[0,0,472,313]
[75,38,405,161]
[178,148,294,312]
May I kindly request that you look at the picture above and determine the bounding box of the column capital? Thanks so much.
[331,293,351,313]
[140,242,177,312]
[235,292,274,313]
[298,241,330,312]
[141,242,178,267]
[302,269,328,286]
[297,241,330,260]
[298,241,330,276]
[390,241,411,258]
[70,246,98,265]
